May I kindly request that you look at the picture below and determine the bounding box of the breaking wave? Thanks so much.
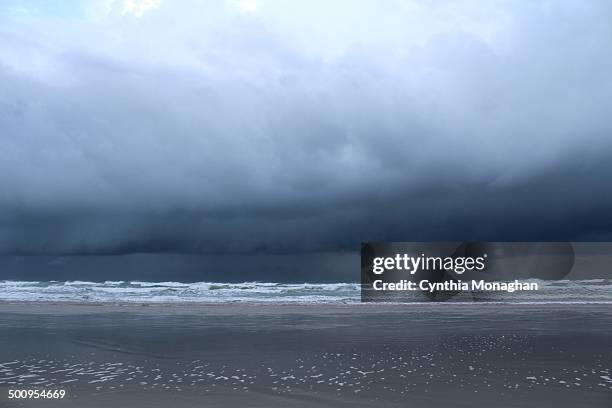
[0,280,359,303]
[1,279,611,304]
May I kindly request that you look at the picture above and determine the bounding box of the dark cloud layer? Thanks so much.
[1,0,612,256]
[0,252,359,282]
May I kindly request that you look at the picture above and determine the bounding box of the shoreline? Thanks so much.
[1,300,612,315]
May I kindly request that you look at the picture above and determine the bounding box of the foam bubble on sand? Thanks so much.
[1,334,611,398]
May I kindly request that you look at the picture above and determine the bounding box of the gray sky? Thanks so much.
[1,0,612,256]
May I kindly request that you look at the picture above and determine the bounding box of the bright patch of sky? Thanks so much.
[0,0,513,59]
[0,0,165,20]
[0,0,89,19]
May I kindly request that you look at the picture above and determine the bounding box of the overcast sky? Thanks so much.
[1,0,612,256]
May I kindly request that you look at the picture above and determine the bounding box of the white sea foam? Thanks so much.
[1,279,611,304]
[0,280,360,303]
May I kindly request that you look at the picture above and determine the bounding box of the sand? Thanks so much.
[1,302,611,407]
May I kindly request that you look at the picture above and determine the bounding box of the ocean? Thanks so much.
[1,279,612,304]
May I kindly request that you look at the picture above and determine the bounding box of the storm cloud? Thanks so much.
[1,0,612,255]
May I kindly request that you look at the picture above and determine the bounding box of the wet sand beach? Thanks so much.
[1,302,611,407]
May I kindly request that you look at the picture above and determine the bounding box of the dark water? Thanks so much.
[1,304,611,407]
